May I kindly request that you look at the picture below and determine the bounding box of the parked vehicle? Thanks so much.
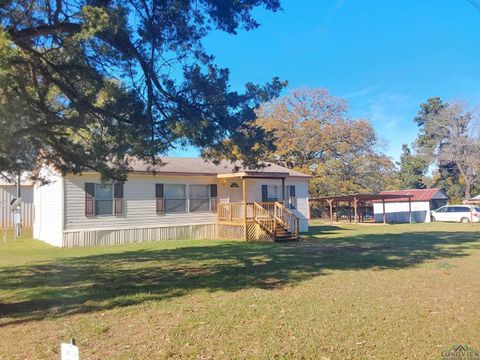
[431,205,480,223]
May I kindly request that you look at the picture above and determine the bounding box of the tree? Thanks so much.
[397,144,428,189]
[434,103,480,199]
[256,88,397,197]
[414,97,462,198]
[0,0,284,180]
[414,99,480,199]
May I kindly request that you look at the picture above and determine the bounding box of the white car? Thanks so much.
[431,205,480,223]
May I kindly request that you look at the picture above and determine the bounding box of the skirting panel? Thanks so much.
[217,223,273,242]
[217,223,245,240]
[62,223,217,247]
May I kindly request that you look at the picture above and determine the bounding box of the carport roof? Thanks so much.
[377,188,445,202]
[310,193,413,203]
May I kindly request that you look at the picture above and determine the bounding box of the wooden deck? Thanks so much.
[217,202,299,242]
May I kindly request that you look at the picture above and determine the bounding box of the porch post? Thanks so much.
[281,178,286,206]
[243,177,248,241]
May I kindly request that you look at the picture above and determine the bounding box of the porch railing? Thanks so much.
[217,201,300,240]
[274,202,300,239]
[253,202,276,237]
[217,202,254,223]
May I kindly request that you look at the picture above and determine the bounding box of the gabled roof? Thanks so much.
[378,188,447,202]
[126,157,311,178]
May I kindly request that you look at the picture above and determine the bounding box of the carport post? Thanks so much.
[354,196,358,223]
[382,198,386,224]
[408,197,412,223]
[327,199,333,223]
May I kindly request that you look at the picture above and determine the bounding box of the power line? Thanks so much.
[466,0,480,11]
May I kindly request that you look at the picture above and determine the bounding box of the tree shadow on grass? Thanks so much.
[0,225,478,326]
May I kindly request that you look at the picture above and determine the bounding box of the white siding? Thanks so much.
[33,170,64,246]
[373,201,432,223]
[0,185,34,228]
[64,174,218,231]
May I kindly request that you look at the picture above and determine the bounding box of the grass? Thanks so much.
[0,222,479,359]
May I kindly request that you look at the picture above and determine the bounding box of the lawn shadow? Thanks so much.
[0,225,478,325]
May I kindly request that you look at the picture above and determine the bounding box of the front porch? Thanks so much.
[217,201,299,241]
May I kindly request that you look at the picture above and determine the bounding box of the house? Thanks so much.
[0,178,34,229]
[33,157,311,247]
[464,194,480,205]
[373,188,448,223]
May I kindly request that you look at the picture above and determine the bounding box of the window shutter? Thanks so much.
[210,184,218,211]
[210,184,217,197]
[289,185,297,209]
[85,183,95,216]
[156,184,164,214]
[261,185,268,202]
[289,185,296,197]
[114,183,124,215]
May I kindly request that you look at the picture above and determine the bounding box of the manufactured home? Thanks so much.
[373,188,448,223]
[33,158,311,247]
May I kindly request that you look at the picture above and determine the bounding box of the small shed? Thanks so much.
[0,179,34,229]
[373,188,448,223]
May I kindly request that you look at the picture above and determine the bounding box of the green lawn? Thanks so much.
[0,222,479,359]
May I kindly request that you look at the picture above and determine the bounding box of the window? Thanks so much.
[164,184,187,213]
[267,185,278,202]
[95,184,113,215]
[156,183,217,214]
[189,185,210,212]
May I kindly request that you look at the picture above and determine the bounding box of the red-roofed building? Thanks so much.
[373,188,448,223]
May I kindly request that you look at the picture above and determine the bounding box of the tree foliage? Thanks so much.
[0,0,284,180]
[396,144,428,189]
[256,88,397,197]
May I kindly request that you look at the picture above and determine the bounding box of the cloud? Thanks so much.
[342,85,379,100]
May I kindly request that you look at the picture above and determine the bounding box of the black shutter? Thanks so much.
[289,186,296,209]
[156,184,164,214]
[261,185,268,202]
[210,184,218,211]
[210,184,217,197]
[85,183,95,216]
[114,183,124,215]
[290,186,296,197]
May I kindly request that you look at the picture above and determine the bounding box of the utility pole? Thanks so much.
[15,171,22,237]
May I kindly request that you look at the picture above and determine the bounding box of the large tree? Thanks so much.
[256,88,397,196]
[0,0,284,180]
[414,98,480,199]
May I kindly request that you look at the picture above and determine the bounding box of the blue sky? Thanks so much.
[169,0,480,162]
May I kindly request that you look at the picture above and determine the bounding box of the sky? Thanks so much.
[169,0,480,162]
